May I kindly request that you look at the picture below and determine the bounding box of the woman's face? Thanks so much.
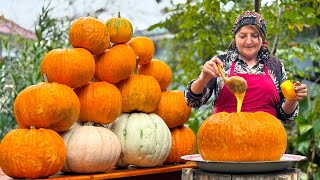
[235,25,262,61]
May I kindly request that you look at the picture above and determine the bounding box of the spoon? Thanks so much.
[216,64,247,95]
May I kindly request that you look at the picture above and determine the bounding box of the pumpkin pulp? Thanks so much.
[234,92,245,113]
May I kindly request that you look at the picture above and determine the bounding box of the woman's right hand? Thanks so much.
[199,56,223,82]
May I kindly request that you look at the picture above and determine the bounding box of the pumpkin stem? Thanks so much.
[134,57,139,74]
[118,12,121,18]
[84,122,95,126]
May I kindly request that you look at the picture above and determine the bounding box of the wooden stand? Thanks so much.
[0,162,197,180]
[182,168,300,180]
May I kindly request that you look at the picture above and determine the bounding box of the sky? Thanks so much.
[0,0,185,32]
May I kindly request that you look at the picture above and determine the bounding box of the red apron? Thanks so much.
[213,61,280,117]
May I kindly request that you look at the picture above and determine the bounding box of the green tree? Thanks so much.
[0,4,70,139]
[150,0,320,178]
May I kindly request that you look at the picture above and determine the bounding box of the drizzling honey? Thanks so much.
[235,92,245,113]
[216,64,247,113]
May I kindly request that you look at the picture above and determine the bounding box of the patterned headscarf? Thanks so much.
[232,10,267,39]
[227,11,269,63]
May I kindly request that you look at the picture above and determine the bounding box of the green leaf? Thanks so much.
[298,123,313,135]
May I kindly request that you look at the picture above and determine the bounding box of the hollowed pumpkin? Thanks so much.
[198,112,287,161]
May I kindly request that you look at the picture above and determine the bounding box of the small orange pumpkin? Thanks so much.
[14,82,80,132]
[69,17,110,55]
[75,81,122,124]
[106,12,133,44]
[153,90,191,128]
[0,128,66,179]
[198,112,287,161]
[138,59,172,91]
[95,44,136,84]
[164,125,196,164]
[40,48,95,88]
[127,36,155,65]
[116,74,161,113]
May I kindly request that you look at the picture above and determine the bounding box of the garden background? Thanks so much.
[0,0,319,179]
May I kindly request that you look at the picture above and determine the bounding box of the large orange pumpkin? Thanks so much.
[0,128,66,179]
[198,112,287,161]
[14,82,80,132]
[164,125,196,164]
[105,12,133,44]
[127,36,155,65]
[138,59,172,91]
[75,81,122,124]
[153,90,191,128]
[116,74,161,113]
[95,44,136,84]
[69,16,110,55]
[40,48,95,88]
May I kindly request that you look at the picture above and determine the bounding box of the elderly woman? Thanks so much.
[184,11,308,123]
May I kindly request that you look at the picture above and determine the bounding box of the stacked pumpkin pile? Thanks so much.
[0,13,196,179]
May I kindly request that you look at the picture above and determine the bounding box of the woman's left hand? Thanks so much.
[293,81,308,101]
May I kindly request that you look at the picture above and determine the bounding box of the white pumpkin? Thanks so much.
[109,113,172,167]
[60,123,121,173]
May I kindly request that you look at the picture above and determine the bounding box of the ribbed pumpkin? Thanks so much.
[61,123,121,173]
[105,12,133,44]
[14,82,80,132]
[138,59,172,91]
[116,74,161,113]
[164,125,196,164]
[95,44,136,84]
[127,36,155,65]
[69,16,110,55]
[40,48,95,88]
[75,81,122,124]
[198,112,287,161]
[109,113,172,167]
[0,128,66,179]
[153,90,191,128]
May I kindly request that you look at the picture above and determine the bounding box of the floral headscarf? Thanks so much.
[227,10,269,63]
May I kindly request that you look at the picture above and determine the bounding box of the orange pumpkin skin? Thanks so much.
[198,112,287,161]
[164,125,196,164]
[116,74,161,113]
[138,59,172,91]
[153,90,191,128]
[0,128,66,179]
[95,44,136,84]
[14,82,80,132]
[105,15,133,44]
[75,81,122,124]
[69,17,110,55]
[127,36,155,65]
[40,48,95,88]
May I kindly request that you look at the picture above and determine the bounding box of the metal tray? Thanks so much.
[181,154,307,173]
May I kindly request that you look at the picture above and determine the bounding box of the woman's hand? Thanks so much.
[282,81,308,115]
[293,81,308,101]
[199,56,223,82]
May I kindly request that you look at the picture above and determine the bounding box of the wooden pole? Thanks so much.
[255,0,261,13]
